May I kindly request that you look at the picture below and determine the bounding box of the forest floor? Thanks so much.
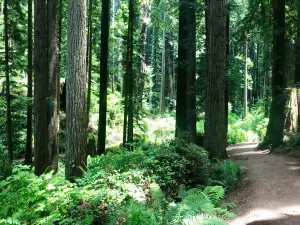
[226,143,300,225]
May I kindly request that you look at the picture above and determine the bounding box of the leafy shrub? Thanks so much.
[227,124,248,145]
[197,113,248,145]
[0,141,238,225]
[86,140,210,198]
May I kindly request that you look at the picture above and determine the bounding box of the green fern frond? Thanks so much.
[203,186,225,206]
[183,214,228,225]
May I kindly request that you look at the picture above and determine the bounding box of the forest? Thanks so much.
[1,0,300,224]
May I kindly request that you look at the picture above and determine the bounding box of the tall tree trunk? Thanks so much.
[47,0,60,172]
[34,0,48,175]
[66,0,87,179]
[123,0,134,145]
[176,0,196,142]
[167,41,174,100]
[98,0,110,155]
[261,0,286,149]
[224,1,229,152]
[87,0,93,125]
[204,0,227,158]
[4,0,13,161]
[295,0,300,84]
[160,1,166,113]
[58,0,62,114]
[127,0,134,144]
[256,43,260,99]
[137,2,150,119]
[111,0,115,92]
[25,0,33,164]
[244,37,248,117]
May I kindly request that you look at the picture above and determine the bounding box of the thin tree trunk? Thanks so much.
[4,0,13,161]
[176,0,196,142]
[111,0,115,92]
[47,0,60,172]
[160,1,166,113]
[137,2,150,119]
[123,0,134,146]
[87,0,93,125]
[34,0,48,175]
[66,0,87,179]
[244,37,248,117]
[167,41,174,100]
[58,0,62,114]
[295,0,300,84]
[25,0,33,164]
[98,0,110,155]
[256,43,260,99]
[224,1,229,153]
[127,0,134,144]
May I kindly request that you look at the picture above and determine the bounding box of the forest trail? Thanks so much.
[226,143,300,225]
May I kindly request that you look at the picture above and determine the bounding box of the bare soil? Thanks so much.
[226,143,300,225]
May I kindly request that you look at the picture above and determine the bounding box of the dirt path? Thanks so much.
[226,143,300,225]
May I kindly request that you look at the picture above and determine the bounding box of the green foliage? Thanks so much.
[0,149,12,181]
[197,112,248,145]
[227,124,248,145]
[0,141,240,225]
[239,109,269,141]
[86,140,210,198]
[166,186,234,224]
[210,160,246,189]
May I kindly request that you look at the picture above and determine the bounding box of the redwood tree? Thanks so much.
[204,0,227,158]
[66,0,87,179]
[4,0,13,161]
[262,0,286,149]
[123,0,134,145]
[175,0,197,142]
[34,0,48,175]
[47,0,60,172]
[98,0,110,155]
[25,0,33,164]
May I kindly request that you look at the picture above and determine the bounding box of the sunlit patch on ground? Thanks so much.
[230,205,300,225]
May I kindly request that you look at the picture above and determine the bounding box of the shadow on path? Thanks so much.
[247,215,300,225]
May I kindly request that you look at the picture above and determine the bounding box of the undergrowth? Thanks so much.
[0,140,244,225]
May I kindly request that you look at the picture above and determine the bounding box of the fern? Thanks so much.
[203,186,225,206]
[125,203,158,225]
[183,214,228,225]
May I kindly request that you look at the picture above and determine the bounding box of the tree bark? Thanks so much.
[244,36,248,117]
[25,0,33,164]
[137,1,150,119]
[47,0,60,172]
[127,0,134,144]
[123,0,134,146]
[160,0,166,113]
[4,0,13,161]
[204,0,227,158]
[34,0,48,175]
[261,0,286,150]
[295,0,300,85]
[98,0,110,155]
[176,0,196,143]
[87,0,93,125]
[225,1,229,152]
[66,0,87,179]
